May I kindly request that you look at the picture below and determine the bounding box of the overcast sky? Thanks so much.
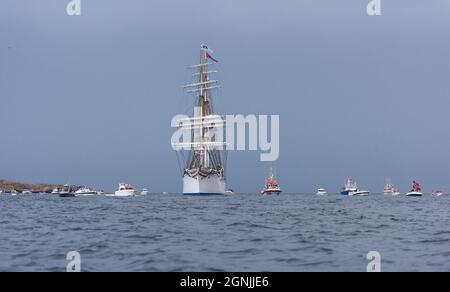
[1,0,450,193]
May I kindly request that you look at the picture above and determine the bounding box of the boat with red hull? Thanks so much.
[261,168,282,195]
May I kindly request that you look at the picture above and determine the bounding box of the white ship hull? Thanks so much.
[183,175,225,196]
[75,193,97,197]
[113,190,136,197]
[349,191,370,196]
[406,191,423,197]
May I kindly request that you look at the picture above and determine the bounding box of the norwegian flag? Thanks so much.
[201,44,218,63]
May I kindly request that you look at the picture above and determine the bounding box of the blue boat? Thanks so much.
[341,178,370,196]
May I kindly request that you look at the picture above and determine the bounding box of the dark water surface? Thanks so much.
[0,193,448,271]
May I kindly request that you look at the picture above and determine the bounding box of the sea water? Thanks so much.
[0,193,448,271]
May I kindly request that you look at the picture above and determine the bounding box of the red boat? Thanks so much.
[261,168,282,195]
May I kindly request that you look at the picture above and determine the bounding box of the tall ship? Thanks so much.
[261,168,282,195]
[172,45,227,195]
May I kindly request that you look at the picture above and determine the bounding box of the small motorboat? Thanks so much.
[140,188,150,195]
[11,190,18,196]
[113,183,136,197]
[384,179,400,195]
[341,178,369,196]
[351,190,370,196]
[341,178,357,195]
[75,187,98,196]
[261,168,282,195]
[225,189,234,195]
[430,190,443,197]
[316,188,327,196]
[406,181,423,197]
[406,192,423,197]
[59,184,76,198]
[21,190,32,195]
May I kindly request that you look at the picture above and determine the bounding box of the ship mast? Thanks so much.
[198,49,211,167]
[268,168,273,181]
[174,45,226,177]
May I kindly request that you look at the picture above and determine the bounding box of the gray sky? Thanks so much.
[1,0,450,193]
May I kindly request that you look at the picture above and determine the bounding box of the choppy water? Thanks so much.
[0,193,449,272]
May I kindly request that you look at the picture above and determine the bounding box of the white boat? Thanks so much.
[316,188,327,196]
[51,188,60,195]
[21,190,32,195]
[225,189,234,195]
[173,45,227,196]
[140,188,150,195]
[384,179,400,195]
[406,181,423,197]
[11,190,18,196]
[406,191,423,197]
[341,178,369,196]
[113,183,136,197]
[351,190,370,196]
[75,187,98,196]
[430,190,443,197]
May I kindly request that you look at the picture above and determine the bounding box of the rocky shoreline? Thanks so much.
[0,179,61,193]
